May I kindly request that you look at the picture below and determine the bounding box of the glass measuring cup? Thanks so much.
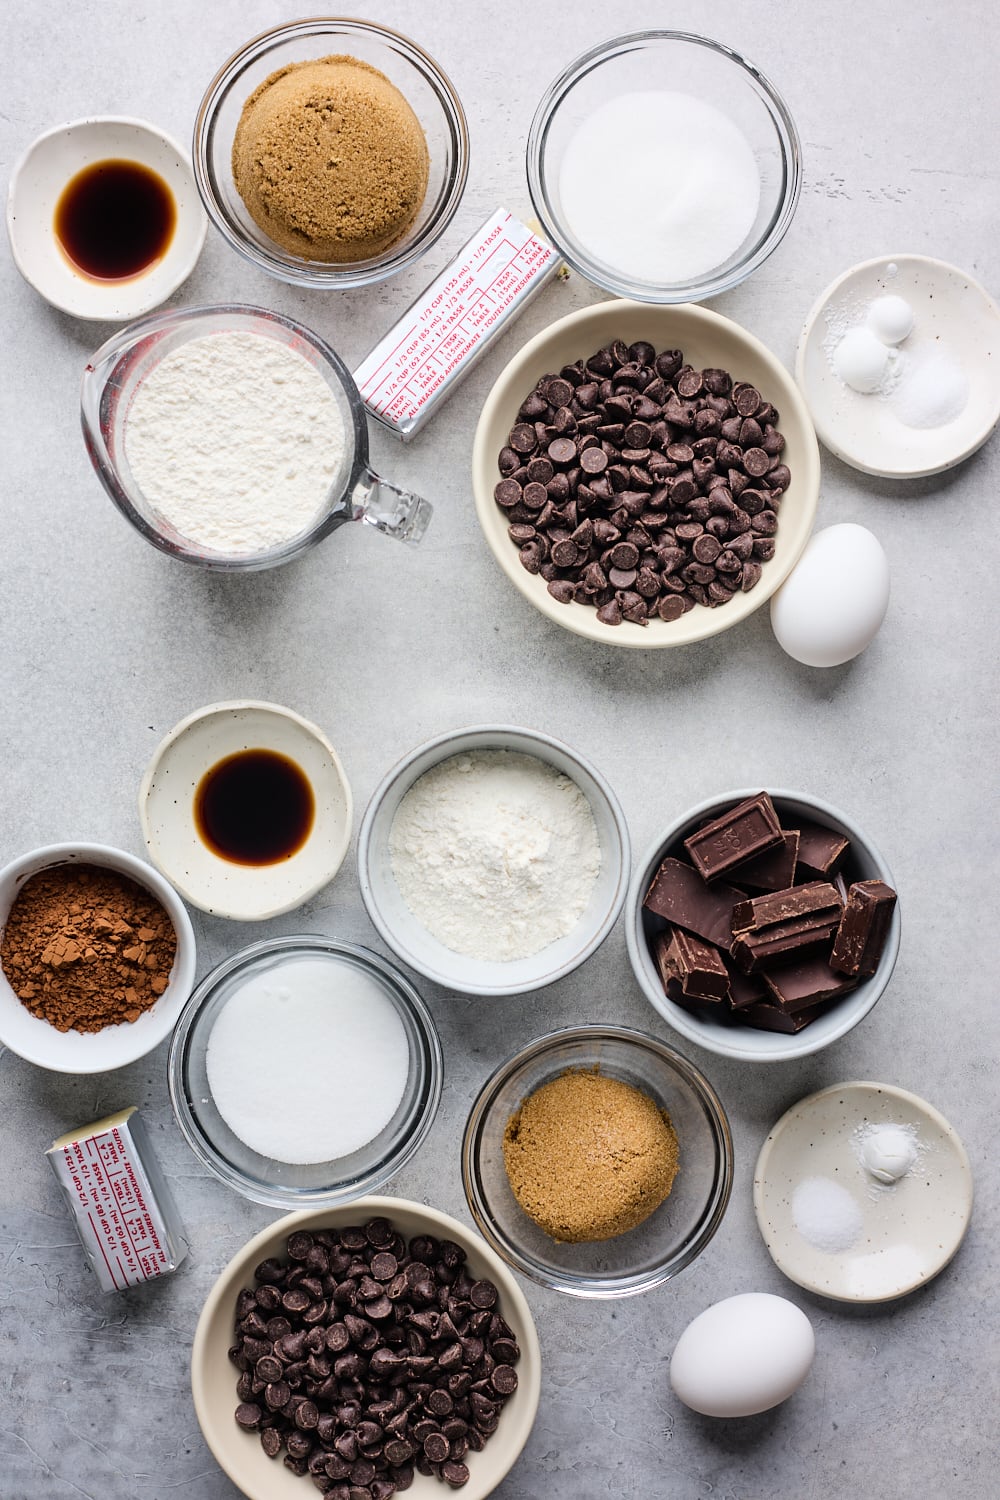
[80,303,432,569]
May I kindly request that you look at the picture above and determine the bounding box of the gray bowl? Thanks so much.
[358,725,630,996]
[625,788,901,1062]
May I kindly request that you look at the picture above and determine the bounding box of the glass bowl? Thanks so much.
[462,1025,733,1297]
[527,31,801,303]
[625,788,902,1062]
[167,936,443,1207]
[193,18,469,288]
[81,304,431,569]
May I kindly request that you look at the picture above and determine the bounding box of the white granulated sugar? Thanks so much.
[792,1176,864,1254]
[125,331,346,554]
[206,957,409,1165]
[389,749,601,962]
[559,91,761,284]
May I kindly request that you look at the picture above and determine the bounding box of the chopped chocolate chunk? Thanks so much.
[830,880,898,977]
[643,858,745,949]
[683,791,783,880]
[732,830,799,891]
[794,820,850,881]
[658,927,730,1001]
[761,958,859,1011]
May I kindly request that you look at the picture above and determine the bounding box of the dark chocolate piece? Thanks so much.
[724,956,769,1009]
[730,882,844,974]
[643,858,745,949]
[830,880,898,977]
[794,820,850,881]
[683,791,782,879]
[660,927,730,1001]
[762,959,859,1012]
[731,830,799,892]
[732,881,844,934]
[737,1000,826,1034]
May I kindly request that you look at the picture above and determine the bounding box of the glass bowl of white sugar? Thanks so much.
[357,725,630,996]
[81,303,431,568]
[167,936,443,1207]
[527,31,801,303]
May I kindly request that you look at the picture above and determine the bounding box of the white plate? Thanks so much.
[796,255,1000,477]
[754,1081,973,1302]
[139,701,353,920]
[6,116,206,320]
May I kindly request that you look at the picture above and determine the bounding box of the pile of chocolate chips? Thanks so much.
[230,1218,520,1495]
[643,791,897,1034]
[494,341,791,626]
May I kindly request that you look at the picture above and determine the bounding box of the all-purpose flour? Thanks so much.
[125,330,346,554]
[389,750,601,962]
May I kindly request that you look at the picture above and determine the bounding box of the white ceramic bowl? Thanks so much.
[358,725,630,995]
[139,701,352,920]
[796,254,1000,477]
[753,1081,973,1302]
[625,788,901,1062]
[191,1198,541,1500]
[0,842,196,1073]
[6,116,206,320]
[472,300,820,648]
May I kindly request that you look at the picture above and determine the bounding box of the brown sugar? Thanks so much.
[232,55,429,263]
[502,1069,680,1243]
[1,864,177,1033]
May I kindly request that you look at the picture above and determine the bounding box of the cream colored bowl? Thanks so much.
[191,1198,541,1500]
[139,701,352,920]
[472,300,820,648]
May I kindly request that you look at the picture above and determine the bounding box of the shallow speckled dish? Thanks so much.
[191,1198,541,1500]
[796,254,1000,477]
[753,1081,973,1302]
[472,300,820,649]
[6,116,206,319]
[139,701,352,919]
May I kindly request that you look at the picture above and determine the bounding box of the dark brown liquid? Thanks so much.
[54,158,176,281]
[194,749,315,866]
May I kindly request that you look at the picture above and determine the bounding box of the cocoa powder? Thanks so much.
[1,864,177,1033]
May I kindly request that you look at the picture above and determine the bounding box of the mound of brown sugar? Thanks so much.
[232,54,429,263]
[502,1069,680,1243]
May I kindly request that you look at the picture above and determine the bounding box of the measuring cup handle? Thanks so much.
[350,467,432,546]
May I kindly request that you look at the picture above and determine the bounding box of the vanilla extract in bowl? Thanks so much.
[194,748,314,866]
[54,158,176,281]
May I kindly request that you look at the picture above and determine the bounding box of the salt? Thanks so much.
[558,91,760,284]
[206,957,409,1165]
[791,1176,863,1253]
[892,348,969,429]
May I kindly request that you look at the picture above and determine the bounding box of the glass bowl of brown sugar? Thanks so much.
[193,18,469,288]
[462,1025,733,1297]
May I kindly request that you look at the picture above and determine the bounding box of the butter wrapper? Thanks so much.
[354,207,561,440]
[46,1107,188,1293]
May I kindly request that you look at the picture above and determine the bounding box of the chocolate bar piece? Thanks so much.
[831,880,898,977]
[684,791,783,880]
[661,927,730,1001]
[762,958,859,1012]
[643,858,745,949]
[738,1000,827,1034]
[795,820,850,880]
[731,830,799,892]
[724,957,769,1009]
[730,882,844,974]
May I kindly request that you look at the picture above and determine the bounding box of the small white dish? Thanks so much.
[0,843,196,1073]
[796,254,1000,477]
[139,701,353,920]
[6,116,207,320]
[358,725,630,996]
[753,1081,973,1303]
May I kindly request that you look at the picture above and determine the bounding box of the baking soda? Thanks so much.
[559,91,761,284]
[206,957,409,1164]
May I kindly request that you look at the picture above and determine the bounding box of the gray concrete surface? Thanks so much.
[2,3,997,1497]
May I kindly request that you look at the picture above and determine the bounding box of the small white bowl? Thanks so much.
[753,1081,973,1302]
[139,701,353,920]
[6,116,207,320]
[358,725,630,996]
[796,254,1000,477]
[625,788,900,1063]
[0,843,196,1073]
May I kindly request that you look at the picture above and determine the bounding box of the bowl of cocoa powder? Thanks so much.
[0,843,196,1072]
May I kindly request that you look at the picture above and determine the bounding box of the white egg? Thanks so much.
[670,1293,815,1418]
[832,327,891,393]
[770,523,889,668]
[867,293,915,345]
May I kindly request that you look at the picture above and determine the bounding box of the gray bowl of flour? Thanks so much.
[358,725,630,996]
